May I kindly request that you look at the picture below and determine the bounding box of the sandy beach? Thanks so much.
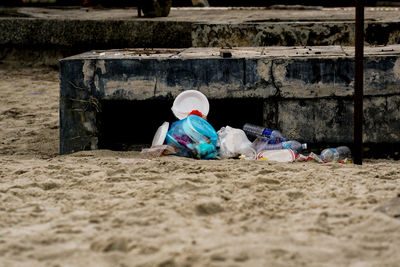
[1,65,400,266]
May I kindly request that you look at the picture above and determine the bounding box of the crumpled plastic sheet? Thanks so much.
[140,145,177,158]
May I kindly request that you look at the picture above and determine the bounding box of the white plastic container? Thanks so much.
[151,122,169,147]
[257,149,296,162]
[171,90,209,119]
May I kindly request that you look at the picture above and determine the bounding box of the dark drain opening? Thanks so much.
[97,99,175,151]
[97,98,264,151]
[207,98,264,136]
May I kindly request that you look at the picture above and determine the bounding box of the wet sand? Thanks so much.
[1,66,400,266]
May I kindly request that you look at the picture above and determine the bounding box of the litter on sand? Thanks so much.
[142,90,352,163]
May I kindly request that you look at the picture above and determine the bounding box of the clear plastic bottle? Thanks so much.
[243,123,286,144]
[320,146,351,162]
[254,140,307,154]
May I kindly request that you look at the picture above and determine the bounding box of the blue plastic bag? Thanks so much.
[166,115,218,159]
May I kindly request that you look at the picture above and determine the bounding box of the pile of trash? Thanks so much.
[141,90,352,163]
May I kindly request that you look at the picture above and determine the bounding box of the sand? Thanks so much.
[1,65,400,267]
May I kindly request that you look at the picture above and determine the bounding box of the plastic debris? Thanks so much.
[152,122,169,147]
[257,149,297,162]
[243,123,286,143]
[171,90,209,120]
[140,145,177,158]
[320,146,351,162]
[166,115,218,159]
[145,91,354,163]
[217,126,257,160]
[252,139,307,154]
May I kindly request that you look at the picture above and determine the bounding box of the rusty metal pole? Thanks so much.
[354,0,364,165]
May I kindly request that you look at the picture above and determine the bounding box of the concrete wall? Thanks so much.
[0,18,192,66]
[60,46,400,154]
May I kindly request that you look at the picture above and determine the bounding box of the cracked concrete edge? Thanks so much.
[60,59,99,154]
[66,55,400,100]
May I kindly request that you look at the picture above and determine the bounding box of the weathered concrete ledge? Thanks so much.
[2,7,400,65]
[60,46,400,154]
[192,21,400,47]
[0,18,192,48]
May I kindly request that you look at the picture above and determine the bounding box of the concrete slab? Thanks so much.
[60,45,400,154]
[1,7,400,65]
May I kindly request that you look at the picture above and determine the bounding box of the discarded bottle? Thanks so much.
[253,140,307,154]
[243,123,286,144]
[320,146,351,162]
